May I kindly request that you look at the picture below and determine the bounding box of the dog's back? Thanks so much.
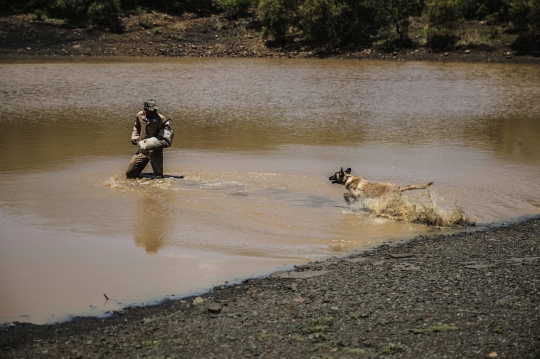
[357,181,398,197]
[330,167,433,204]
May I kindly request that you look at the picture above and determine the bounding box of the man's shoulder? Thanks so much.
[136,110,144,116]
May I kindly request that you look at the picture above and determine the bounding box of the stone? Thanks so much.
[464,264,493,269]
[495,295,515,305]
[270,270,331,279]
[394,263,421,271]
[344,257,370,263]
[464,49,471,54]
[389,253,415,259]
[193,297,204,305]
[207,303,222,314]
[270,270,287,278]
[508,257,540,263]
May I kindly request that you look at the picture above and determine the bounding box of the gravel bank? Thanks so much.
[1,216,539,358]
[1,14,539,64]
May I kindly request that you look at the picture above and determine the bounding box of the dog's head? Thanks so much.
[329,167,351,185]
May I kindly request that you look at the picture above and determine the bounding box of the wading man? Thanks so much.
[126,99,173,179]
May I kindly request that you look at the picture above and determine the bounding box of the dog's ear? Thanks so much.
[345,168,351,174]
[340,167,344,174]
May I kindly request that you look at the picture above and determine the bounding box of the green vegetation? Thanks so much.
[306,316,333,333]
[213,0,255,19]
[1,0,539,50]
[382,342,404,354]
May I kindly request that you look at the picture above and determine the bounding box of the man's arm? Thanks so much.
[131,115,141,145]
[160,117,174,147]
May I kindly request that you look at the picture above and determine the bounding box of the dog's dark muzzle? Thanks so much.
[329,175,338,184]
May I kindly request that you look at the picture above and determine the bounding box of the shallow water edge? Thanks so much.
[2,213,537,328]
[1,215,538,359]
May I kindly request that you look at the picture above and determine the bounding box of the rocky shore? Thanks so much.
[1,216,539,358]
[1,13,539,64]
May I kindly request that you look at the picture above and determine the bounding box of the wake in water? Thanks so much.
[350,190,474,228]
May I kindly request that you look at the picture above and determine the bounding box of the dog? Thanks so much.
[329,168,433,205]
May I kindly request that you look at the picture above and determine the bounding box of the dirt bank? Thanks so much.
[1,216,539,358]
[1,13,539,64]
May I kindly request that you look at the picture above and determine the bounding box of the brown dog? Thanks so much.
[329,168,433,205]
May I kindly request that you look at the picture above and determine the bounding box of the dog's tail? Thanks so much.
[398,182,433,192]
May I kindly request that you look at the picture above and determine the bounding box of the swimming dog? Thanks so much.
[329,168,433,205]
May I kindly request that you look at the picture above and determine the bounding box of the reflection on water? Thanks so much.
[133,189,173,253]
[0,57,539,324]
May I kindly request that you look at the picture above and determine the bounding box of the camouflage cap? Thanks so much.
[144,99,158,111]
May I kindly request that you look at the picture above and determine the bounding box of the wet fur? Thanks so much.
[329,168,433,205]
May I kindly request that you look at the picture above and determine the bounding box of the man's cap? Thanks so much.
[144,99,158,111]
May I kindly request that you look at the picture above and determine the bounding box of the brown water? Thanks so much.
[1,57,539,324]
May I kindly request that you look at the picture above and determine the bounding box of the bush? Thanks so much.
[258,0,379,45]
[372,0,423,46]
[47,0,92,25]
[32,9,46,21]
[425,0,460,28]
[213,0,255,19]
[425,27,459,49]
[88,0,122,31]
[457,0,508,20]
[258,0,293,43]
[508,0,540,34]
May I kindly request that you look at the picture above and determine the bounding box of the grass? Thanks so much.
[382,343,404,354]
[306,316,333,333]
[313,340,344,351]
[259,333,281,340]
[456,28,494,47]
[350,311,369,319]
[378,318,392,326]
[215,21,226,31]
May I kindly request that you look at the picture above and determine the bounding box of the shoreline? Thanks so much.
[1,215,539,358]
[1,14,539,65]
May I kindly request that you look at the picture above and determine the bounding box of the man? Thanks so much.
[126,99,172,179]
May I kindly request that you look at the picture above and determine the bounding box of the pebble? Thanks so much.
[193,297,204,305]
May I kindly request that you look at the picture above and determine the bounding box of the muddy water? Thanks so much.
[0,57,539,324]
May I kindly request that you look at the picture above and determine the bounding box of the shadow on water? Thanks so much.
[140,172,184,179]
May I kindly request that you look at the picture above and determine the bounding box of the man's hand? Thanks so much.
[131,138,139,145]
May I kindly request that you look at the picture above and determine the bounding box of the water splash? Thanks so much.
[104,174,174,191]
[353,191,474,228]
